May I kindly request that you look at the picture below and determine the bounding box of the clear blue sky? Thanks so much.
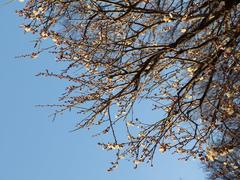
[0,2,206,180]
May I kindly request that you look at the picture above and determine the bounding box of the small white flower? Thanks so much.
[181,28,187,33]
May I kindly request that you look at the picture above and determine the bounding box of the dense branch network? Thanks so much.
[204,118,240,179]
[18,0,240,170]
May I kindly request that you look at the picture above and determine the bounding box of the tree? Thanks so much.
[204,138,240,179]
[18,0,240,170]
[203,120,240,180]
[203,90,240,180]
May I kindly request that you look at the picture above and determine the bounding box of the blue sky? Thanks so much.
[0,1,206,180]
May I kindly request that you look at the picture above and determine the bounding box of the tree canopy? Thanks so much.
[204,102,240,179]
[18,0,240,171]
[205,138,240,179]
